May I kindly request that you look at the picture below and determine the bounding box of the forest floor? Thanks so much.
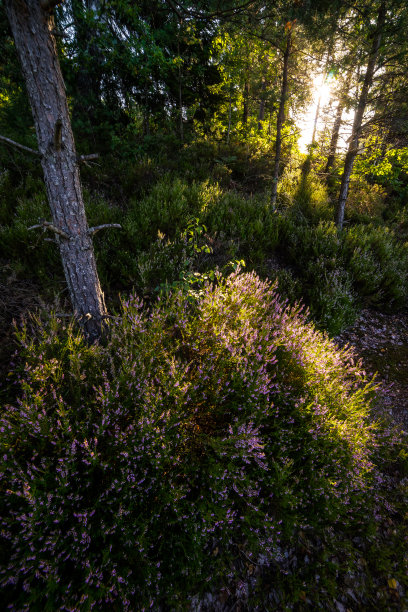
[335,308,408,431]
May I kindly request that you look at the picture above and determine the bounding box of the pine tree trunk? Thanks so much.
[335,3,386,229]
[271,29,291,207]
[5,0,107,340]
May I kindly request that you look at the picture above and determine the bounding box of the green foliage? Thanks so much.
[346,175,387,223]
[3,166,407,335]
[278,219,356,333]
[278,217,408,331]
[268,266,303,306]
[305,257,357,334]
[0,188,62,283]
[344,224,408,307]
[2,271,395,609]
[203,191,281,259]
[293,171,333,222]
[355,146,408,204]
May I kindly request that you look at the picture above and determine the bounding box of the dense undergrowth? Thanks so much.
[1,140,408,609]
[1,271,407,609]
[1,142,408,335]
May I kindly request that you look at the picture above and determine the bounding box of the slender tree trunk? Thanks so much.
[242,78,249,126]
[311,95,321,145]
[177,26,184,143]
[258,78,267,132]
[325,99,345,174]
[271,29,292,207]
[325,72,352,176]
[336,3,386,229]
[5,0,107,340]
[227,90,232,144]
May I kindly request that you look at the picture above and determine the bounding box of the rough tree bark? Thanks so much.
[5,0,107,340]
[335,2,386,229]
[270,27,292,207]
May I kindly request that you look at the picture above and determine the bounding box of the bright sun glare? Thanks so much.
[297,73,334,153]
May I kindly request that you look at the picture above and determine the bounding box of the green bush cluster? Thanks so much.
[280,219,408,333]
[345,224,408,306]
[0,186,63,283]
[2,271,394,610]
[2,170,408,334]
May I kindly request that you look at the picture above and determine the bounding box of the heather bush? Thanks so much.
[1,271,382,609]
[203,191,280,259]
[278,219,408,330]
[279,220,356,333]
[305,257,357,335]
[344,224,408,307]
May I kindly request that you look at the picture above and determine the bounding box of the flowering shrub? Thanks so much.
[1,272,381,609]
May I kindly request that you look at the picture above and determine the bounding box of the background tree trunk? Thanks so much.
[177,21,184,143]
[242,78,250,126]
[257,77,267,132]
[335,3,386,229]
[5,0,107,340]
[324,71,352,178]
[270,28,292,207]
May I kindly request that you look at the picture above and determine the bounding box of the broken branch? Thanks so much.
[78,153,99,162]
[0,134,40,157]
[88,223,122,236]
[28,220,70,240]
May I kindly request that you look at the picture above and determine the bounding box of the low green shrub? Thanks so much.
[0,191,62,283]
[2,170,407,335]
[344,176,387,223]
[268,266,303,306]
[203,191,280,258]
[283,219,341,265]
[125,176,198,249]
[292,173,332,222]
[278,219,408,330]
[305,257,357,335]
[344,224,408,307]
[278,220,356,333]
[1,271,387,609]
